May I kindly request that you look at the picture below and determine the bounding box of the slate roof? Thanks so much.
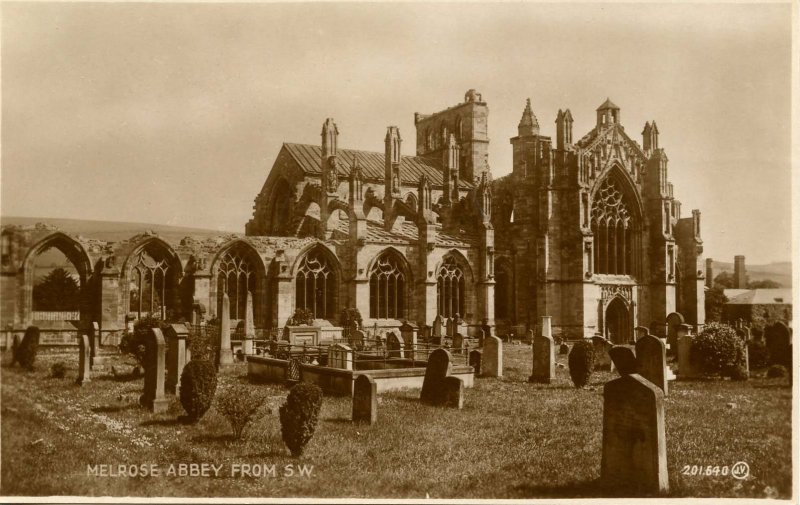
[597,98,620,110]
[283,143,474,189]
[724,289,793,305]
[333,216,475,248]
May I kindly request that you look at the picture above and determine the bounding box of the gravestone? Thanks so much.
[446,317,455,338]
[420,348,462,408]
[477,328,486,347]
[218,293,234,365]
[469,349,482,375]
[165,323,188,395]
[591,335,614,370]
[140,328,169,413]
[352,329,366,349]
[636,334,668,395]
[243,291,255,355]
[443,376,465,409]
[482,335,503,378]
[328,343,353,370]
[676,325,697,379]
[765,321,791,367]
[635,326,650,341]
[529,317,555,383]
[399,321,418,359]
[601,373,668,495]
[77,333,91,386]
[452,333,465,354]
[352,374,377,425]
[609,346,637,375]
[432,315,444,343]
[386,332,404,358]
[90,321,101,368]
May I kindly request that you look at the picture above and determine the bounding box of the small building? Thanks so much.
[723,288,793,327]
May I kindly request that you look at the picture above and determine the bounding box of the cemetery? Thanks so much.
[0,316,792,499]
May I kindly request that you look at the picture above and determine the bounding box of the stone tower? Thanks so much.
[734,255,746,289]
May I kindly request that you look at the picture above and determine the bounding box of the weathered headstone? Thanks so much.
[328,343,353,370]
[386,332,404,358]
[765,321,791,367]
[90,321,101,367]
[219,293,234,365]
[477,328,486,347]
[635,326,650,341]
[243,291,255,355]
[529,317,555,383]
[165,323,188,395]
[676,325,697,379]
[591,334,614,370]
[469,349,482,375]
[432,315,444,343]
[482,335,503,378]
[352,329,366,349]
[452,332,465,354]
[77,333,91,386]
[443,376,464,409]
[446,317,455,338]
[140,328,169,413]
[636,334,668,395]
[421,348,459,407]
[352,374,377,424]
[399,321,418,359]
[609,345,638,375]
[601,373,668,495]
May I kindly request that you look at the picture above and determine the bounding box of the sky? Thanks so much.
[1,2,793,265]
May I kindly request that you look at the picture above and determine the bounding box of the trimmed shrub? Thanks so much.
[287,308,315,326]
[728,365,749,381]
[50,362,67,379]
[215,385,266,439]
[690,323,743,376]
[747,340,770,369]
[179,360,218,423]
[568,340,595,388]
[16,326,40,371]
[766,364,787,379]
[188,327,218,363]
[559,343,570,355]
[122,317,170,368]
[279,383,323,457]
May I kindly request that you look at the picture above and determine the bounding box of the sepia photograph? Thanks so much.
[0,0,796,502]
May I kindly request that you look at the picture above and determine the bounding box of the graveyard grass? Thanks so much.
[1,345,792,499]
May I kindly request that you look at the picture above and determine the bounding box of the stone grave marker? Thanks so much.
[676,324,697,379]
[765,321,791,366]
[636,334,668,395]
[218,293,234,366]
[140,328,169,413]
[443,376,464,409]
[477,328,486,347]
[420,348,462,408]
[482,335,503,378]
[452,332,465,354]
[386,332,405,358]
[77,333,91,386]
[635,326,650,341]
[328,343,353,370]
[609,346,637,375]
[469,349,482,375]
[399,321,418,359]
[352,374,377,425]
[243,291,255,355]
[591,334,614,370]
[352,329,366,349]
[529,317,555,383]
[601,373,668,495]
[165,323,189,395]
[90,321,101,367]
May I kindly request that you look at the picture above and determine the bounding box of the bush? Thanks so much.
[766,364,787,379]
[188,327,218,363]
[339,308,363,330]
[179,360,218,422]
[279,383,323,457]
[568,340,595,388]
[727,365,749,381]
[121,317,170,368]
[287,308,315,326]
[50,362,67,379]
[690,323,744,376]
[559,343,570,355]
[747,340,770,369]
[15,326,40,371]
[215,385,266,438]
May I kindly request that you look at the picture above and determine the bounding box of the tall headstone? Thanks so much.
[530,317,555,383]
[243,291,255,355]
[90,321,101,367]
[636,334,668,395]
[443,376,465,409]
[601,373,668,495]
[421,348,454,406]
[219,293,234,365]
[165,323,188,395]
[399,321,418,360]
[432,315,443,343]
[140,328,169,413]
[452,333,465,354]
[676,324,697,379]
[482,335,503,378]
[352,374,377,425]
[469,349,482,375]
[386,332,404,358]
[591,335,614,370]
[77,333,91,386]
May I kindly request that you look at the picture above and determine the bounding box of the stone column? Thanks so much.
[219,293,234,365]
[243,291,255,355]
[529,317,554,383]
[140,328,169,413]
[482,335,503,378]
[77,333,91,386]
[165,324,188,395]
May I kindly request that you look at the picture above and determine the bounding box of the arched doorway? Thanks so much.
[605,297,631,344]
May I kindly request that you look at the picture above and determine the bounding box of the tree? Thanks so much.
[704,285,728,322]
[747,279,782,289]
[32,267,79,311]
[713,271,735,289]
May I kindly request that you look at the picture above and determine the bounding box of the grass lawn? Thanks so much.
[0,344,792,499]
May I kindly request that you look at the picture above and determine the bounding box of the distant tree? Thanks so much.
[713,272,735,289]
[747,279,782,289]
[32,268,79,311]
[704,286,728,322]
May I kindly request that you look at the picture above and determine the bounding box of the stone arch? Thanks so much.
[291,243,342,321]
[122,237,184,321]
[210,239,268,328]
[20,232,94,326]
[266,177,295,235]
[435,250,475,320]
[404,192,418,210]
[666,311,685,353]
[604,295,632,344]
[366,247,413,320]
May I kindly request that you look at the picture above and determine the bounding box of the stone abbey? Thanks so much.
[0,90,705,344]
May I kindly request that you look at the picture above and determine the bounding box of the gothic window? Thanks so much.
[456,116,463,140]
[129,248,171,319]
[427,128,434,151]
[437,256,466,318]
[295,247,337,319]
[591,176,638,276]
[369,252,406,319]
[216,246,257,320]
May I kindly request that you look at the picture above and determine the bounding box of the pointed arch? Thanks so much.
[292,243,341,320]
[435,249,474,319]
[122,237,183,320]
[211,239,268,326]
[367,247,412,320]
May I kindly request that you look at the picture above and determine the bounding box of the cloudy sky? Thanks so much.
[1,2,792,265]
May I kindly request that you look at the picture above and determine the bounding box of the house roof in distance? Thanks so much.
[724,288,793,305]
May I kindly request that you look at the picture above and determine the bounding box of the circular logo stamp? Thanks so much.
[731,461,750,480]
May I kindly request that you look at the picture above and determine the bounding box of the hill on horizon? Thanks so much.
[711,260,793,288]
[1,216,239,243]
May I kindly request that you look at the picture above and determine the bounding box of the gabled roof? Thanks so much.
[597,98,620,110]
[283,143,474,189]
[724,288,793,305]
